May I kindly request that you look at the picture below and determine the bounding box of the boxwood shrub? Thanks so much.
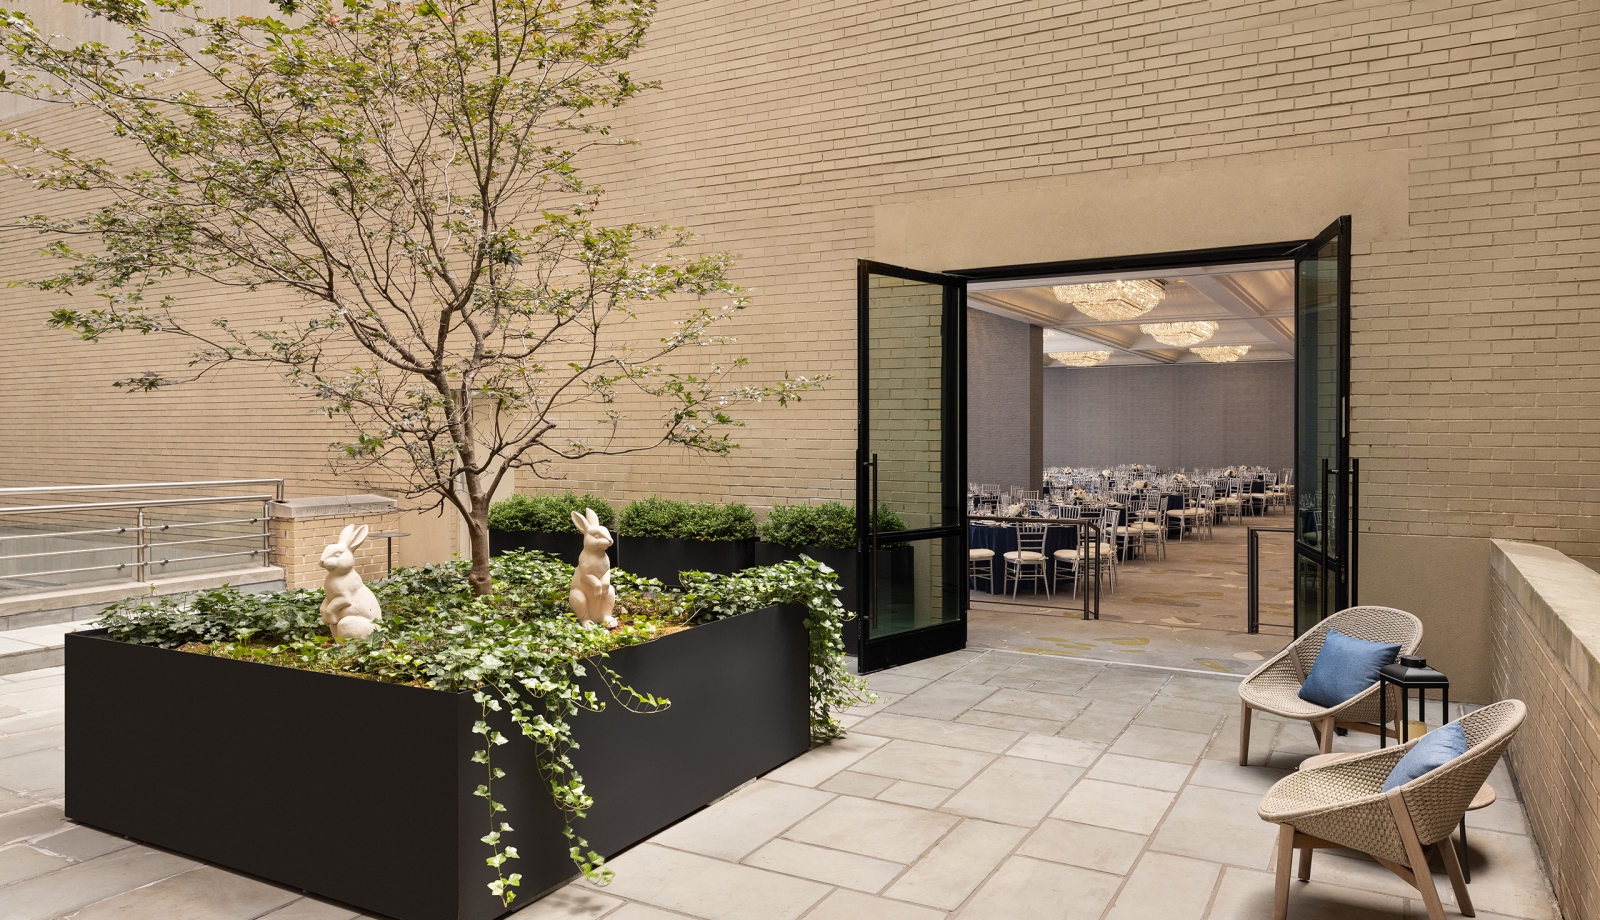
[488,491,616,532]
[617,497,757,542]
[760,502,909,550]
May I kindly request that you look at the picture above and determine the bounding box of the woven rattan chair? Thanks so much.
[1258,700,1525,920]
[1238,606,1423,764]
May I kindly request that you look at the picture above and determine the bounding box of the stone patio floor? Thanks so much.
[0,650,1562,920]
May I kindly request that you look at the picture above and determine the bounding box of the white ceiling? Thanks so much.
[969,261,1295,366]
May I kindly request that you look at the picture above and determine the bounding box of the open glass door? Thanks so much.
[1294,216,1354,635]
[857,261,967,673]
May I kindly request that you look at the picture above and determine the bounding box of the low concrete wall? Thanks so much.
[1490,539,1600,920]
[0,565,286,632]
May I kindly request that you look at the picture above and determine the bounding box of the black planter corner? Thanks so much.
[65,603,810,920]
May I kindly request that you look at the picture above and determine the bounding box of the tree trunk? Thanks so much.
[467,495,494,596]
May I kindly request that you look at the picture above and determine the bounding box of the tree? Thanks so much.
[0,0,815,595]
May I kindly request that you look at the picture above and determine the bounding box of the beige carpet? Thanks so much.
[968,517,1294,675]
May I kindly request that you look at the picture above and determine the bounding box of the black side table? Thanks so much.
[1378,655,1450,747]
[367,531,412,574]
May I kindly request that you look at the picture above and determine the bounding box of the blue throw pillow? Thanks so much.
[1296,628,1402,708]
[1384,722,1469,792]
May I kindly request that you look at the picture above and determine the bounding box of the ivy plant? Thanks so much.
[93,552,870,906]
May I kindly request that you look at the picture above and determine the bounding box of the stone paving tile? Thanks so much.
[0,686,65,713]
[1457,828,1561,920]
[0,844,70,886]
[1056,700,1140,742]
[1106,724,1212,764]
[784,796,958,864]
[852,712,1021,753]
[33,825,134,861]
[0,702,20,720]
[1205,865,1406,920]
[852,739,996,788]
[805,888,948,920]
[1105,852,1220,920]
[592,843,829,920]
[1151,785,1280,870]
[883,818,1026,910]
[818,770,895,798]
[1076,668,1169,702]
[877,780,953,809]
[1005,733,1105,767]
[941,756,1084,827]
[1186,759,1289,796]
[742,838,903,892]
[868,673,934,695]
[71,864,301,920]
[258,896,365,920]
[1051,779,1176,835]
[972,688,1091,723]
[1017,819,1146,875]
[888,651,985,681]
[0,726,64,761]
[1085,752,1193,791]
[956,855,1120,920]
[514,886,624,919]
[605,904,695,920]
[0,748,65,797]
[954,709,1064,735]
[0,711,64,737]
[764,732,887,787]
[0,845,198,920]
[887,682,999,720]
[650,779,832,861]
[1132,705,1224,734]
[0,804,66,845]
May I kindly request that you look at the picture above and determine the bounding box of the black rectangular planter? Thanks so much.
[488,528,617,567]
[65,604,810,920]
[615,536,756,584]
[751,544,914,653]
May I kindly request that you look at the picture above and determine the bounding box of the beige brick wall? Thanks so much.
[269,513,401,590]
[0,0,1594,573]
[1491,540,1600,920]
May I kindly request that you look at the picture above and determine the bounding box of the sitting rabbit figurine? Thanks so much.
[569,508,617,628]
[320,523,383,640]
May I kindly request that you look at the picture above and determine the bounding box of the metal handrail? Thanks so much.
[0,480,283,590]
[1247,526,1293,634]
[969,514,1101,621]
[0,479,285,498]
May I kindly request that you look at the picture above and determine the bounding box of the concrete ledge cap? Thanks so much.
[268,494,398,520]
[1491,539,1600,710]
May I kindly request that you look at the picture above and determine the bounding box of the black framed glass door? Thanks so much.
[1294,216,1355,634]
[856,261,967,673]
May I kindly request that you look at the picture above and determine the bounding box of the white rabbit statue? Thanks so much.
[569,508,617,628]
[320,523,383,640]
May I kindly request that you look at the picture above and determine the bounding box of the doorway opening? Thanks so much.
[856,222,1354,674]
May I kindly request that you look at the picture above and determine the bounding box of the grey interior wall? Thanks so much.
[1043,362,1294,471]
[966,308,1035,490]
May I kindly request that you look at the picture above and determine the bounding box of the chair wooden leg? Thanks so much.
[1318,716,1336,754]
[1389,791,1448,920]
[1239,701,1253,766]
[1274,823,1295,920]
[1438,838,1475,917]
[1297,844,1313,881]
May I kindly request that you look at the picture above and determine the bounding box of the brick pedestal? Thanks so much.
[267,495,400,589]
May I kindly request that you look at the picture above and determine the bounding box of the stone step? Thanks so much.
[0,619,98,675]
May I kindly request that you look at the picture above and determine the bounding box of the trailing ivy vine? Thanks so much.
[94,553,871,906]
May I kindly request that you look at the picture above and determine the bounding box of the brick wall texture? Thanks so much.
[0,0,1595,564]
[269,513,401,590]
[1491,562,1600,920]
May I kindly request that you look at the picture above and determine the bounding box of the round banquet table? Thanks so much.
[968,520,1080,594]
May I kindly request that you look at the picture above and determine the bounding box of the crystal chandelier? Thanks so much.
[1051,280,1164,321]
[1140,321,1217,347]
[1191,345,1250,363]
[1048,350,1112,368]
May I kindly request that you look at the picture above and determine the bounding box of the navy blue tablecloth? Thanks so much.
[968,521,1080,594]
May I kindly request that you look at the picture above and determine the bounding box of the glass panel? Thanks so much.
[867,274,945,532]
[1295,232,1341,558]
[1295,549,1324,636]
[870,535,960,639]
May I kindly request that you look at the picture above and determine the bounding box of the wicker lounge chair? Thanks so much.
[1238,606,1423,764]
[1258,699,1525,920]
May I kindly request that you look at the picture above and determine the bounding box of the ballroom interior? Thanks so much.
[963,265,1299,673]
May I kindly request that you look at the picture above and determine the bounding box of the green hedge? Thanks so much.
[760,502,908,550]
[617,496,757,542]
[488,491,616,532]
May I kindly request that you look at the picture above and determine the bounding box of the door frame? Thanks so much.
[856,260,969,672]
